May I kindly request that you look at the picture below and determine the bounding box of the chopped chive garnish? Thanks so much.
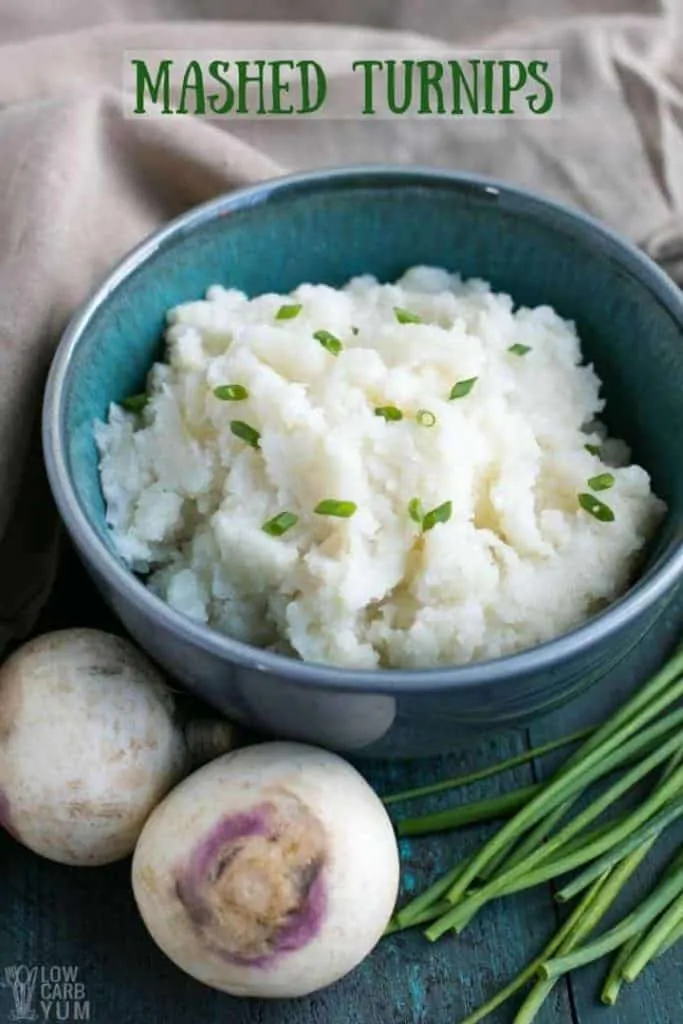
[422,500,453,532]
[276,303,302,320]
[213,384,249,401]
[449,377,478,400]
[351,325,360,335]
[578,492,615,522]
[314,499,357,518]
[408,498,424,525]
[508,343,532,356]
[262,511,298,536]
[394,306,423,324]
[585,443,602,456]
[375,405,404,421]
[416,409,437,428]
[121,393,148,413]
[588,473,616,492]
[313,329,343,356]
[230,420,261,449]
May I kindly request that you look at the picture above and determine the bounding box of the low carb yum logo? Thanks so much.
[3,966,89,1022]
[3,967,38,1022]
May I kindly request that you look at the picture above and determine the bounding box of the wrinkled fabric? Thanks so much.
[0,0,681,650]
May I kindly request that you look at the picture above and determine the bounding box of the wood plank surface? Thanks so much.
[2,541,683,1024]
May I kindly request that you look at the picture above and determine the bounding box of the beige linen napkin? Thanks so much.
[0,0,681,651]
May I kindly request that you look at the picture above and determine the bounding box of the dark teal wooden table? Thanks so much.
[2,542,683,1024]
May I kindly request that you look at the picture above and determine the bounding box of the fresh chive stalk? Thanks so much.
[621,891,683,983]
[653,909,683,960]
[381,644,683,1020]
[476,740,665,890]
[444,712,679,913]
[477,800,572,884]
[477,646,683,889]
[482,647,683,883]
[601,814,683,1003]
[582,644,683,750]
[585,442,601,455]
[541,861,683,980]
[550,846,683,1002]
[395,861,473,929]
[490,798,683,906]
[430,694,683,934]
[604,841,683,994]
[508,343,531,356]
[383,728,593,806]
[601,933,641,1005]
[513,875,610,1024]
[651,849,683,965]
[494,727,669,884]
[399,814,624,938]
[481,692,671,884]
[458,876,605,1024]
[427,718,683,939]
[384,900,452,936]
[557,750,683,904]
[516,849,648,1024]
[554,804,683,903]
[397,785,539,838]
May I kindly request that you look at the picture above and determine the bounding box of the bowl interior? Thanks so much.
[62,171,683,590]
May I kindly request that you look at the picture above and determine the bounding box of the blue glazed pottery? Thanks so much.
[42,166,683,757]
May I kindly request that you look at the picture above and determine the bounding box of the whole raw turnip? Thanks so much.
[0,629,235,866]
[132,742,399,998]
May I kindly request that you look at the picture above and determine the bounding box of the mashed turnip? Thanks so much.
[95,267,665,669]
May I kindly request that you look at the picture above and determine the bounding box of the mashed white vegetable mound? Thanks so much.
[95,267,665,669]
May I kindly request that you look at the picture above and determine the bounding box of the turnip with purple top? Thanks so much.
[132,742,400,998]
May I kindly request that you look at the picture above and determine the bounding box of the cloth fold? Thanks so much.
[0,1,681,651]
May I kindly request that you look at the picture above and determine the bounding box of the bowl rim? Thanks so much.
[42,163,683,694]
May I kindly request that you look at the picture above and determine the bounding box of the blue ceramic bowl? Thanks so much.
[43,166,683,758]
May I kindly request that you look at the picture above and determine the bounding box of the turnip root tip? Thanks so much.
[183,719,240,770]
